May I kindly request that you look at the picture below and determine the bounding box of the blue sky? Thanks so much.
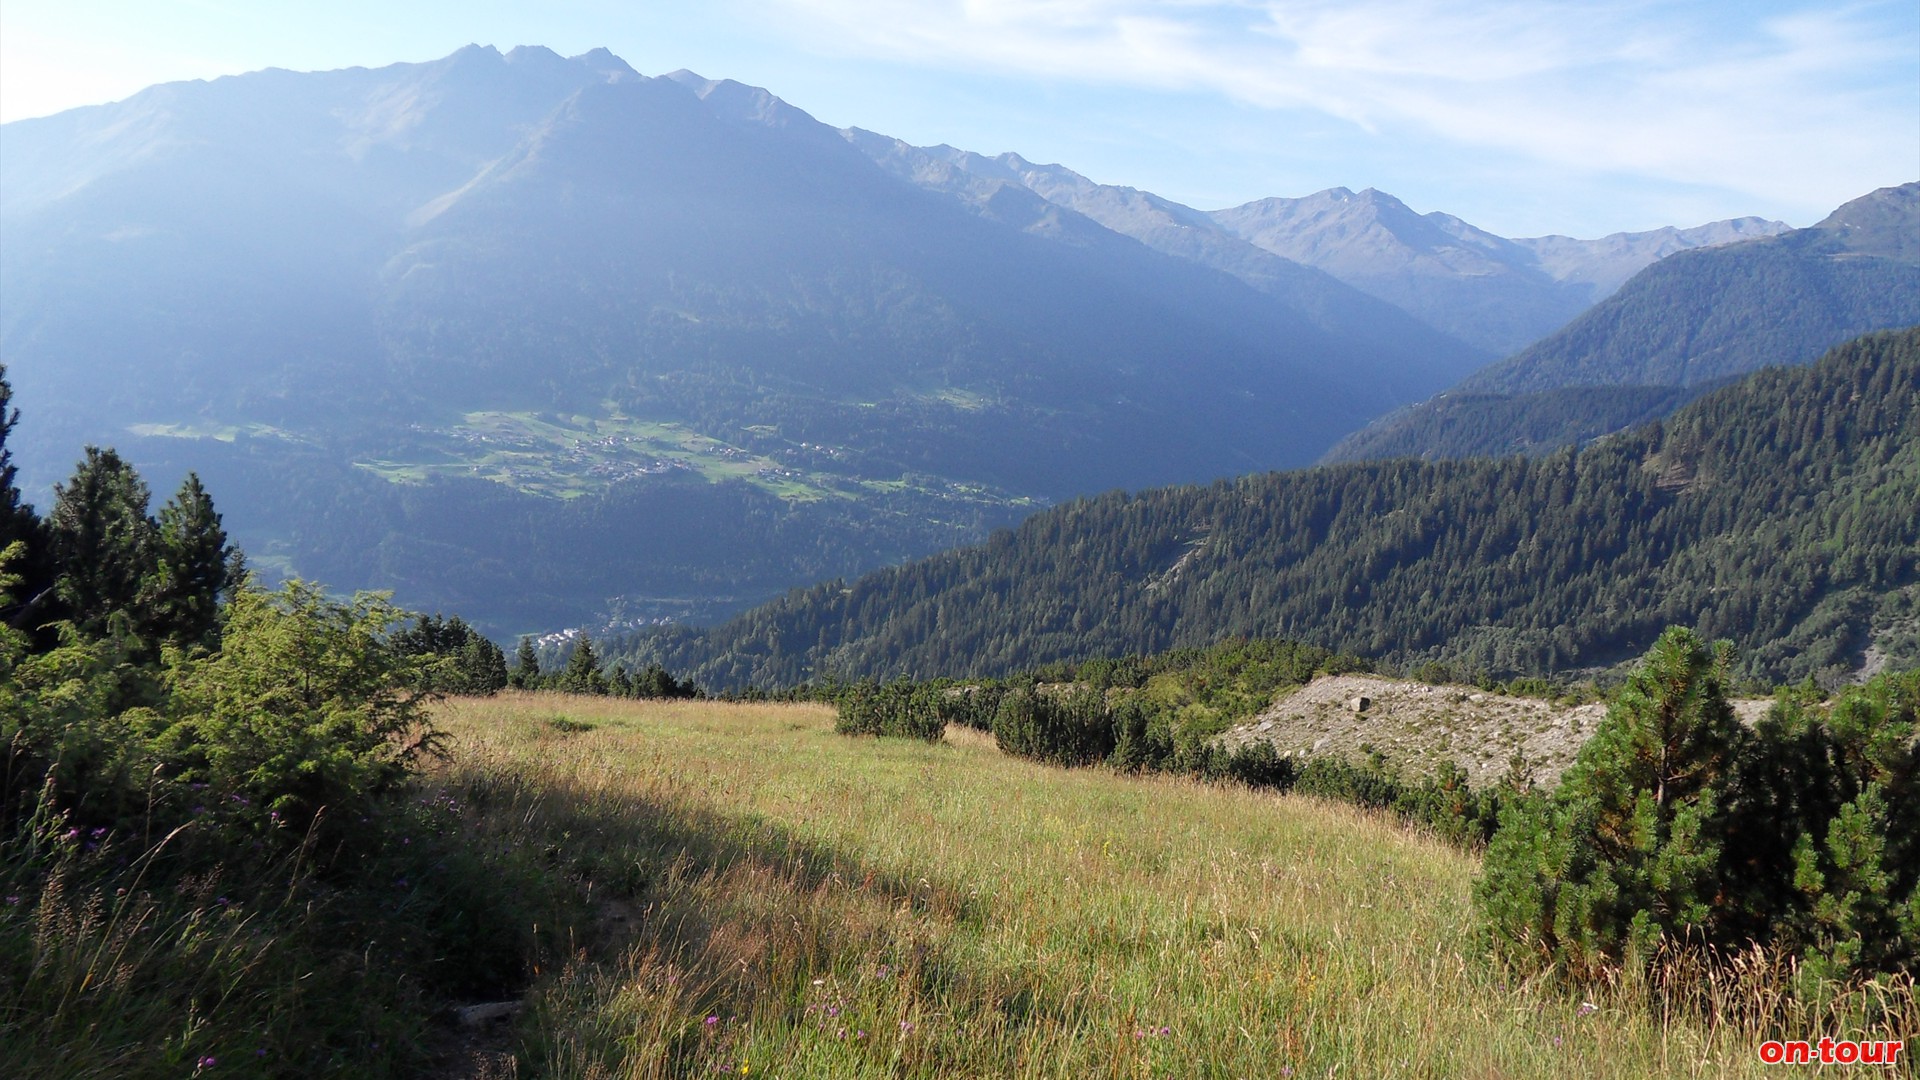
[3,0,1915,237]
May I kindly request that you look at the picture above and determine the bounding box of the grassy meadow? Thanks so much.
[426,693,1915,1078]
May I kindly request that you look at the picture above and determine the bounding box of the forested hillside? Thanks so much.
[1321,183,1920,464]
[1322,384,1710,462]
[614,329,1920,688]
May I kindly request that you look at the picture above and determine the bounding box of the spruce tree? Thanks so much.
[561,634,604,695]
[151,472,236,649]
[47,447,157,639]
[0,365,55,637]
[510,636,541,689]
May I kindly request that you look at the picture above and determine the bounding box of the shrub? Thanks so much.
[992,683,1114,766]
[834,680,944,741]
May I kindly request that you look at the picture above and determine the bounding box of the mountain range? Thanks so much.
[0,44,1879,637]
[1323,183,1920,463]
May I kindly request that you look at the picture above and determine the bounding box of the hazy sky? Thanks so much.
[3,0,1915,237]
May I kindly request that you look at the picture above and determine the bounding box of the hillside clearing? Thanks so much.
[1217,675,1772,789]
[428,693,1887,1078]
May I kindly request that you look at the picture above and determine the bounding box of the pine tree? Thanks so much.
[47,447,158,639]
[458,636,510,695]
[150,472,236,649]
[1476,627,1747,977]
[560,634,604,695]
[510,636,541,689]
[0,365,55,637]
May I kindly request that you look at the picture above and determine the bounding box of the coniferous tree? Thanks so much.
[47,447,157,639]
[510,636,541,689]
[560,634,604,695]
[0,366,54,636]
[458,635,510,695]
[1477,627,1747,977]
[150,472,237,649]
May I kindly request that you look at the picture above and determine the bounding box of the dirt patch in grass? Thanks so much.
[1218,675,1770,789]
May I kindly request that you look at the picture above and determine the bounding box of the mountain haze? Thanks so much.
[0,45,1476,634]
[1209,188,1788,355]
[1323,183,1920,463]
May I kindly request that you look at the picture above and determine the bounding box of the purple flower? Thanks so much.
[826,1005,840,1018]
[705,1016,719,1027]
[899,1020,915,1033]
[1577,1001,1597,1017]
[197,1056,216,1068]
[90,827,108,839]
[1159,1026,1170,1037]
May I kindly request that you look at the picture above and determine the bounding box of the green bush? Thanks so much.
[992,683,1114,766]
[1476,627,1919,984]
[833,680,944,741]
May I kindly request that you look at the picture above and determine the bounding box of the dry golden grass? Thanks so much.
[429,692,1915,1079]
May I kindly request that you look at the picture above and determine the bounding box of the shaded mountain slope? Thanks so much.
[1321,184,1920,464]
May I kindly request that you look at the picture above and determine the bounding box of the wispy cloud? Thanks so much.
[757,0,1918,214]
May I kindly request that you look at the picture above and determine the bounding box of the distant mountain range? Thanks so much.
[0,44,1854,636]
[1323,183,1920,463]
[845,139,1788,357]
[616,329,1920,689]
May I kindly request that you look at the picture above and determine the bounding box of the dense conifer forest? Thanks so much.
[612,328,1920,689]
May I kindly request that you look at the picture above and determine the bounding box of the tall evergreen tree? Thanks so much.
[0,365,54,636]
[510,636,541,689]
[151,472,237,649]
[560,634,604,695]
[47,447,157,639]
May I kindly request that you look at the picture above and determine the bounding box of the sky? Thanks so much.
[2,0,1915,237]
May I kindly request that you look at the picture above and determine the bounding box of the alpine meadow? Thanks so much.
[1,18,1917,1080]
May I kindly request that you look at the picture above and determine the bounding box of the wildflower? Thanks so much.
[705,1016,719,1027]
[197,1056,216,1068]
[63,827,81,840]
[4,896,18,905]
[216,897,230,906]
[899,1020,915,1033]
[855,1030,867,1040]
[826,1005,840,1018]
[1577,1002,1597,1017]
[90,827,108,839]
[1159,1026,1170,1037]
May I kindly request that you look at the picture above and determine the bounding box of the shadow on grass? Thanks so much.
[436,754,1069,1076]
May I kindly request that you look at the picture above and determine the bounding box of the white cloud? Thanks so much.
[757,0,1919,214]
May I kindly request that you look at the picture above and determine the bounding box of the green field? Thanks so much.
[424,694,1911,1078]
[348,410,1031,511]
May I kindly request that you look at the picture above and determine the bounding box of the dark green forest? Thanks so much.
[612,328,1920,689]
[1320,383,1709,463]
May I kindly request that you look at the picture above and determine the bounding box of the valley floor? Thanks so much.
[431,694,1900,1078]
